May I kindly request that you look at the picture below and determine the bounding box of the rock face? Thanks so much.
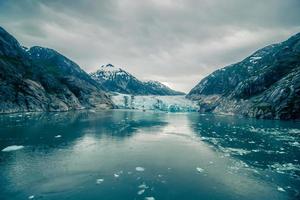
[0,27,113,113]
[91,64,184,95]
[187,32,300,120]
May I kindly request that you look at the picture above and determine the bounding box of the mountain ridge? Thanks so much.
[187,32,300,120]
[0,26,113,113]
[90,64,185,95]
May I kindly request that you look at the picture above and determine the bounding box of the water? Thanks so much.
[0,110,299,200]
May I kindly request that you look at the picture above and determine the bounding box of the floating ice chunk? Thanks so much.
[290,141,300,148]
[223,148,251,155]
[54,135,62,138]
[28,195,35,199]
[96,178,104,184]
[137,189,145,195]
[2,145,24,152]
[138,183,149,189]
[114,174,119,178]
[145,197,155,200]
[196,167,204,173]
[277,186,286,192]
[136,167,145,172]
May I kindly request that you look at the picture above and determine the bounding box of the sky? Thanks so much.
[0,0,300,92]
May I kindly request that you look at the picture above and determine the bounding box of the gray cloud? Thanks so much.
[1,0,300,92]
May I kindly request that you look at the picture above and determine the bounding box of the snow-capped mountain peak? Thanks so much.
[100,64,121,72]
[91,64,130,81]
[90,64,185,95]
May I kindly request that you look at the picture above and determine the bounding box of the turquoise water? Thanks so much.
[0,110,299,200]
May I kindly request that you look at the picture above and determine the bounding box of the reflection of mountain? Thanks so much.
[0,110,168,150]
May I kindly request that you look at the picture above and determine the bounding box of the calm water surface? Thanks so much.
[0,110,299,200]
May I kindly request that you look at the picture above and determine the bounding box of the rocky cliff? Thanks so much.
[0,27,113,113]
[187,32,300,120]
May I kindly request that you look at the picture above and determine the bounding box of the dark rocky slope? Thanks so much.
[187,32,300,120]
[0,27,113,113]
[91,64,185,95]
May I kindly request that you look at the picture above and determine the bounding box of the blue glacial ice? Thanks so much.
[111,93,199,112]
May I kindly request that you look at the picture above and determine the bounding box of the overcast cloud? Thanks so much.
[1,0,300,92]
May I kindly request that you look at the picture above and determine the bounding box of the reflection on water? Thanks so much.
[0,110,299,200]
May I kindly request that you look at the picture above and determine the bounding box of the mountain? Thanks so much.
[90,64,185,95]
[0,27,113,113]
[187,32,300,120]
[143,80,185,95]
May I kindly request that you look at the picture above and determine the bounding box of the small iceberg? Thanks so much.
[277,186,286,192]
[114,173,120,178]
[2,145,24,152]
[196,167,204,173]
[96,178,104,184]
[28,195,35,199]
[145,197,155,200]
[138,183,149,189]
[136,167,145,172]
[54,135,62,138]
[137,189,145,195]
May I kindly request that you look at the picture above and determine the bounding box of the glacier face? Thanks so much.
[111,93,199,112]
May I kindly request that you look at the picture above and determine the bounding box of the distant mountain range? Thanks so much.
[187,32,300,120]
[90,64,185,95]
[0,27,113,113]
[1,25,299,120]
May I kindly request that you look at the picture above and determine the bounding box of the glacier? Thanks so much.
[111,93,199,112]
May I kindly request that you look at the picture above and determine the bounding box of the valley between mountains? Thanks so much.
[1,26,299,120]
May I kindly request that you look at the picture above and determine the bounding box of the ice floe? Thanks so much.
[289,141,300,148]
[139,183,149,189]
[218,147,251,156]
[137,189,145,195]
[269,163,300,174]
[96,178,104,184]
[196,167,204,173]
[277,186,286,192]
[2,145,24,152]
[136,167,145,172]
[145,197,155,200]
